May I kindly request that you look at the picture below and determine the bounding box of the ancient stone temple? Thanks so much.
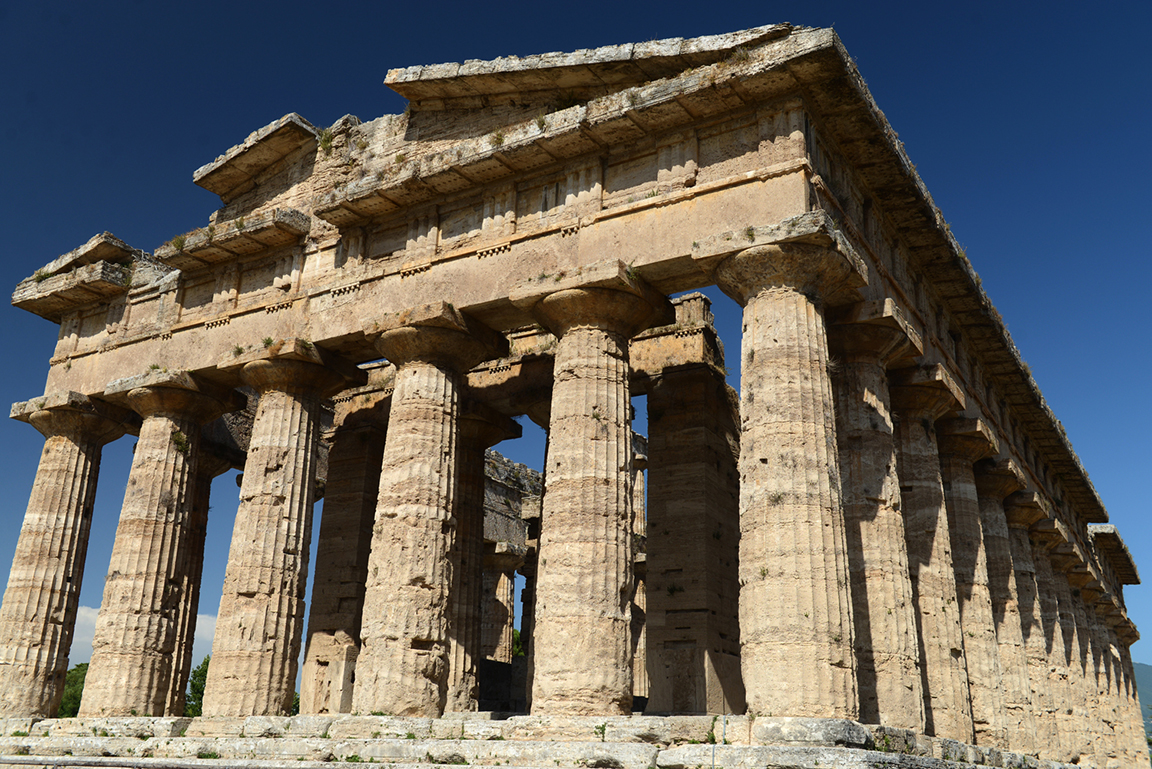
[0,23,1145,768]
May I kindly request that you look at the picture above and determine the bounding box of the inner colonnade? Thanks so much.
[0,23,1144,767]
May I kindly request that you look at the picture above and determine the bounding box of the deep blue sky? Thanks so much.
[2,0,1150,677]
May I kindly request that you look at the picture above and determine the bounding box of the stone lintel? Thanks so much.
[1088,524,1140,585]
[12,261,131,322]
[937,418,999,463]
[218,338,368,390]
[973,457,1026,501]
[193,113,320,203]
[386,24,793,104]
[889,364,965,420]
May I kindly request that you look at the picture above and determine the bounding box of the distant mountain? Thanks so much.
[1134,661,1152,737]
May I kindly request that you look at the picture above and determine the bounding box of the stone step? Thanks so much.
[0,717,1067,769]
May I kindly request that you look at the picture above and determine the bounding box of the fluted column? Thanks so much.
[511,261,668,715]
[711,242,862,718]
[481,568,516,662]
[889,365,972,740]
[937,418,1005,748]
[1002,492,1061,760]
[301,371,392,715]
[354,303,506,717]
[1030,528,1078,763]
[644,363,742,715]
[204,348,352,716]
[446,403,520,712]
[166,451,231,715]
[972,458,1037,754]
[1116,641,1149,766]
[82,374,238,717]
[827,300,923,730]
[0,393,128,716]
[1049,559,1096,766]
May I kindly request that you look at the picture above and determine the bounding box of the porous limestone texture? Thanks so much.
[355,304,505,717]
[203,357,347,716]
[446,405,519,712]
[889,367,972,742]
[512,268,666,715]
[301,370,391,715]
[712,242,860,719]
[973,459,1038,755]
[644,361,743,715]
[1031,537,1078,764]
[1002,493,1062,761]
[0,396,127,717]
[827,301,923,731]
[936,418,1005,748]
[82,380,236,717]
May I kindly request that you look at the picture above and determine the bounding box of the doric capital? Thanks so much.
[937,418,999,464]
[369,301,508,373]
[11,390,132,445]
[219,338,368,396]
[1028,517,1067,552]
[974,457,1026,501]
[511,259,672,340]
[1002,491,1049,529]
[104,369,244,424]
[889,364,965,422]
[712,242,864,308]
[459,400,521,450]
[827,299,923,368]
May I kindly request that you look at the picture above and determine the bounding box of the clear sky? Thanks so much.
[1,0,1150,683]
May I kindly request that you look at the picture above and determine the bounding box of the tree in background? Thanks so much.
[184,655,209,717]
[57,663,87,717]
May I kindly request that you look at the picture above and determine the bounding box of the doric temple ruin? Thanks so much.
[0,23,1145,768]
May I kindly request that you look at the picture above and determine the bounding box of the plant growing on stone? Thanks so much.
[232,345,244,357]
[32,269,49,283]
[490,129,505,148]
[263,337,275,348]
[744,226,756,242]
[171,430,190,455]
[170,234,186,251]
[319,128,334,156]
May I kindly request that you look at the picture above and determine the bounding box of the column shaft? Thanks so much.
[480,569,516,663]
[937,420,1005,747]
[828,309,923,730]
[0,403,124,716]
[301,407,388,714]
[83,382,231,717]
[532,323,635,713]
[204,359,338,716]
[1031,540,1077,763]
[645,366,742,715]
[973,461,1037,754]
[890,369,972,740]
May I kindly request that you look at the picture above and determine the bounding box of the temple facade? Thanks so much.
[0,24,1144,767]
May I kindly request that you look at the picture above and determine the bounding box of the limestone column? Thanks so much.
[82,373,239,717]
[0,393,128,717]
[889,365,972,741]
[644,362,742,715]
[1030,528,1078,763]
[481,567,516,662]
[827,300,923,730]
[354,303,506,717]
[711,242,862,718]
[165,451,231,715]
[1116,641,1149,766]
[510,261,669,715]
[301,372,392,715]
[630,434,648,706]
[1002,492,1061,760]
[1049,560,1097,767]
[446,403,520,712]
[936,418,1005,748]
[204,343,355,716]
[972,458,1037,754]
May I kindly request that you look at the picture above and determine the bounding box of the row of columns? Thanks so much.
[0,247,1144,766]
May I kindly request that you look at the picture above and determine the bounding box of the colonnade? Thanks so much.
[0,250,1144,765]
